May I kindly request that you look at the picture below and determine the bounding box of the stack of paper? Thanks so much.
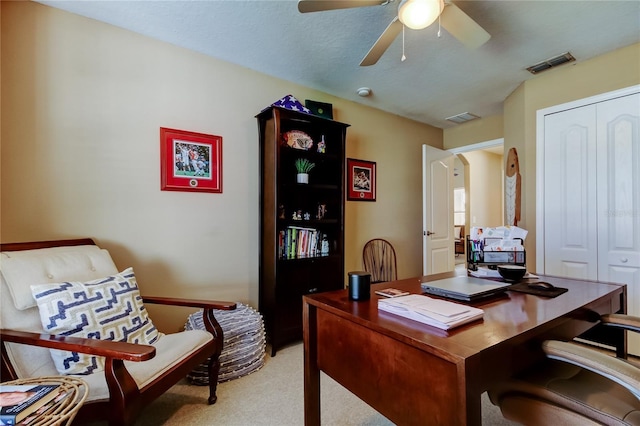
[378,294,483,330]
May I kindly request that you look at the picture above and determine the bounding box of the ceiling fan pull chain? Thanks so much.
[437,7,442,38]
[401,24,406,62]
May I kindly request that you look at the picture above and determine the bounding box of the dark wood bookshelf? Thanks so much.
[256,106,349,356]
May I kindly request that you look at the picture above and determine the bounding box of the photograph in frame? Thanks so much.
[160,127,222,193]
[347,158,376,201]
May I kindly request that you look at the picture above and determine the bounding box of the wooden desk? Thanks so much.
[303,272,626,425]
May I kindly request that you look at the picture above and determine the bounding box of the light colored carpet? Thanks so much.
[112,342,516,426]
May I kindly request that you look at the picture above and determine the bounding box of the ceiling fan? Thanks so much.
[298,0,491,66]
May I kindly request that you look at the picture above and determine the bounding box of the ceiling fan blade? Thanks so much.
[298,0,384,13]
[440,3,490,49]
[360,17,402,66]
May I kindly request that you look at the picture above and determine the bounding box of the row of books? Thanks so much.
[278,226,328,259]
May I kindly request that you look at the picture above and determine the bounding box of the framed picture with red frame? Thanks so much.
[347,158,376,201]
[160,127,222,193]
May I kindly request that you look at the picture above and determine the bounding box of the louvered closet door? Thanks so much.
[544,105,598,279]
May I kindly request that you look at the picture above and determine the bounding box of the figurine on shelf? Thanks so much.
[303,212,311,221]
[296,210,303,220]
[317,135,326,153]
[320,235,330,255]
[278,204,285,219]
[316,204,327,220]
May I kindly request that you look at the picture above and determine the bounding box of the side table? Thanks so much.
[1,376,88,426]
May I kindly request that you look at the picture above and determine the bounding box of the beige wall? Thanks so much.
[1,2,441,331]
[506,43,640,271]
[458,151,503,229]
[445,43,640,272]
[443,115,503,150]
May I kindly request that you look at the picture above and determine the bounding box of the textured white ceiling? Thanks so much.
[37,0,640,129]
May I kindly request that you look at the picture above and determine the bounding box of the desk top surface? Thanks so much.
[304,272,625,360]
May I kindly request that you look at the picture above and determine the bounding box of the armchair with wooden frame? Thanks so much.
[0,239,237,426]
[488,314,640,425]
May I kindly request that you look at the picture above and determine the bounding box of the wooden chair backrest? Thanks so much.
[362,238,398,283]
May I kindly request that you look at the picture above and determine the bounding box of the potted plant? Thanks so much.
[295,158,315,184]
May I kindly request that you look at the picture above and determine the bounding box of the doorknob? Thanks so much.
[426,231,435,236]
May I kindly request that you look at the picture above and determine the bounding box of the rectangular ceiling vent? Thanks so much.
[446,112,480,124]
[526,52,576,74]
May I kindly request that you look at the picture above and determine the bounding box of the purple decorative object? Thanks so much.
[270,95,312,114]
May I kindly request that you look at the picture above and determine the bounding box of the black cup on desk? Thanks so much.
[348,271,371,301]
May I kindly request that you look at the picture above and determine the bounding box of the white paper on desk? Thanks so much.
[470,226,528,242]
[378,294,483,330]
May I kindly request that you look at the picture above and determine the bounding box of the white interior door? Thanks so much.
[596,93,640,354]
[422,144,454,275]
[543,105,598,279]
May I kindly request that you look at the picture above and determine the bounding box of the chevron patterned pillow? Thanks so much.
[31,267,162,375]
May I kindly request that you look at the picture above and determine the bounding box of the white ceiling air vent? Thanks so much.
[446,112,480,124]
[526,52,576,74]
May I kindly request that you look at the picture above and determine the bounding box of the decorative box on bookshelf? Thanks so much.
[257,106,349,356]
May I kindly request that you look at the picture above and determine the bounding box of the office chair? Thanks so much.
[363,238,398,283]
[488,314,640,425]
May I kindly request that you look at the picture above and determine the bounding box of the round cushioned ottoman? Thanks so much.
[184,303,266,384]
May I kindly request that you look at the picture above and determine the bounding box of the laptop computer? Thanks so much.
[420,276,512,302]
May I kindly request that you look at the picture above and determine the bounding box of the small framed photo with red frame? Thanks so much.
[160,127,222,193]
[347,158,376,201]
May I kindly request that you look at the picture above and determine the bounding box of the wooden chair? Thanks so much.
[362,238,398,283]
[454,225,465,256]
[0,239,236,426]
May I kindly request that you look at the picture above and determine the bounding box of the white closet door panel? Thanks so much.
[596,93,640,354]
[597,93,640,270]
[544,106,598,280]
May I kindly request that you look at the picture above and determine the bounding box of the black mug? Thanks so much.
[348,271,371,301]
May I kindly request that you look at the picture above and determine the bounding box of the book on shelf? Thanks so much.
[279,226,322,259]
[0,384,63,425]
[378,294,484,330]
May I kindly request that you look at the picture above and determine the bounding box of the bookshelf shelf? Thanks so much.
[257,106,349,356]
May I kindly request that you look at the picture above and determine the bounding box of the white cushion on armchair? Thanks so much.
[0,245,213,403]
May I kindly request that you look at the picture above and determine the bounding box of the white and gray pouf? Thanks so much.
[184,303,266,384]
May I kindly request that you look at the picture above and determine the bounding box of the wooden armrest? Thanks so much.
[601,313,640,333]
[0,329,155,362]
[142,296,236,311]
[543,340,640,399]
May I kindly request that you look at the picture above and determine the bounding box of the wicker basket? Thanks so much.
[184,303,266,384]
[0,376,88,426]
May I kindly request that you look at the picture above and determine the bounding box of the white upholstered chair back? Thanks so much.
[0,245,119,378]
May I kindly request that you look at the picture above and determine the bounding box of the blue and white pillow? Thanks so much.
[31,267,162,375]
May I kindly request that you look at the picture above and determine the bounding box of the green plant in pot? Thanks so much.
[295,158,315,184]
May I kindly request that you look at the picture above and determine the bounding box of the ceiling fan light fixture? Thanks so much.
[398,0,443,30]
[357,87,372,97]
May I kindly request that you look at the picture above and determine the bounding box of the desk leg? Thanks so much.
[462,356,483,425]
[303,300,320,426]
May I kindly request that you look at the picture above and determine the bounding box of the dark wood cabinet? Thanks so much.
[256,106,349,356]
